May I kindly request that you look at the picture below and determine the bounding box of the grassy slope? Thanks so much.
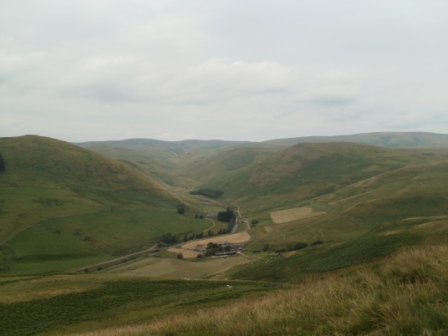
[77,144,184,187]
[0,136,209,275]
[0,275,270,336]
[178,145,281,183]
[12,241,447,336]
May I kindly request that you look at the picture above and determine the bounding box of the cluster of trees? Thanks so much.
[273,242,308,253]
[204,242,231,256]
[190,189,223,198]
[182,227,230,243]
[182,231,205,242]
[263,240,324,253]
[217,228,231,235]
[160,232,209,246]
[159,233,179,246]
[176,204,186,214]
[217,208,234,222]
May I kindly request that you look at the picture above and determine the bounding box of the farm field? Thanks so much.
[166,232,251,260]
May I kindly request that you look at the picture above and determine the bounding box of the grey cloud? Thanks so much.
[1,0,447,142]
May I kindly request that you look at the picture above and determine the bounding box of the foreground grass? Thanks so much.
[69,244,448,336]
[0,277,269,336]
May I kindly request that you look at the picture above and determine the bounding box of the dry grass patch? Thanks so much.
[270,207,326,224]
[0,275,103,303]
[403,215,448,222]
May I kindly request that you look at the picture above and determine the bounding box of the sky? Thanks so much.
[1,0,448,142]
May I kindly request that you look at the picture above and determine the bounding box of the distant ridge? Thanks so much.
[264,132,448,148]
[76,138,252,150]
[76,132,448,151]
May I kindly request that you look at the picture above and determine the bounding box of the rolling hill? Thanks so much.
[0,135,209,275]
[197,142,446,203]
[264,131,448,148]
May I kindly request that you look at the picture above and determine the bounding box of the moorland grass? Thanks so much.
[67,244,448,336]
[0,277,269,336]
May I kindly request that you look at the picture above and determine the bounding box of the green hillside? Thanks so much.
[178,145,280,183]
[78,144,187,187]
[199,142,444,203]
[0,136,209,275]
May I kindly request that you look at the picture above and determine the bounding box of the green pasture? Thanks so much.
[247,212,368,251]
[230,217,448,283]
[3,209,209,275]
[0,187,104,243]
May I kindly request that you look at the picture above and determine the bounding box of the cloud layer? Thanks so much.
[1,0,447,141]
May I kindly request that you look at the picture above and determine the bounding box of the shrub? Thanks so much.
[293,242,308,250]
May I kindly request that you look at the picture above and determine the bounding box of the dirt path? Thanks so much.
[203,218,216,232]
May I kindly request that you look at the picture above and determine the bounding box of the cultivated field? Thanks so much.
[270,207,326,224]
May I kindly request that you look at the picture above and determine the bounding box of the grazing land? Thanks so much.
[103,254,252,279]
[270,206,326,224]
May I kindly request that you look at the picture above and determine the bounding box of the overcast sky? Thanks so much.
[1,0,447,142]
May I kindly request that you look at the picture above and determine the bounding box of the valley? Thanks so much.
[2,132,448,335]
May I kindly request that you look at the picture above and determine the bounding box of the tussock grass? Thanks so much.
[70,244,448,336]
